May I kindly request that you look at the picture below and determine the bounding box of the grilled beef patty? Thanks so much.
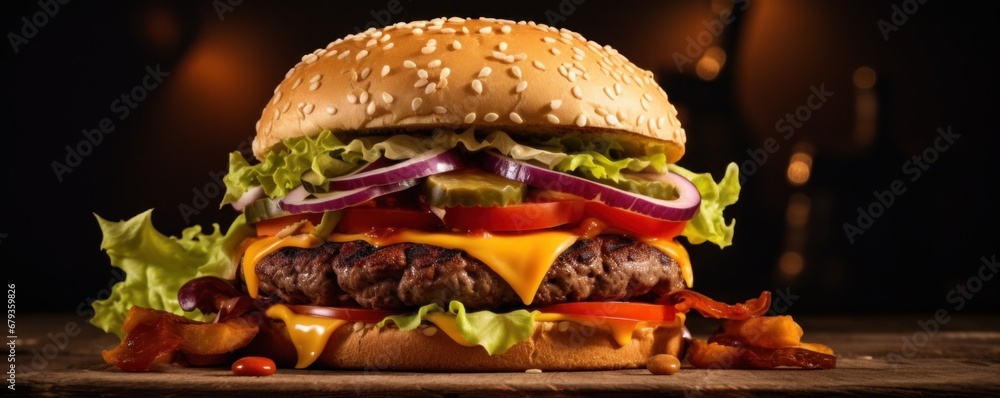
[251,235,685,310]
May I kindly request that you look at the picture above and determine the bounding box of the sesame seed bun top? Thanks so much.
[254,17,687,162]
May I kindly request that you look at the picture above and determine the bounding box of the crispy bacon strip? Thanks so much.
[669,290,771,320]
[688,333,836,369]
[103,306,259,371]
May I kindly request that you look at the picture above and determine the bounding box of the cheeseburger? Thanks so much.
[94,17,835,372]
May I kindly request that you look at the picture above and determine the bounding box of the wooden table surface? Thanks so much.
[12,314,1000,397]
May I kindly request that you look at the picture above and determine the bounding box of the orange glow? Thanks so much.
[786,193,811,228]
[779,251,804,276]
[853,66,877,89]
[696,47,727,81]
[143,6,180,52]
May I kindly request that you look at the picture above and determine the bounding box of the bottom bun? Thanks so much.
[242,315,687,372]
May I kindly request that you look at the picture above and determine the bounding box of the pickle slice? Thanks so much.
[607,173,679,200]
[424,168,526,207]
[244,197,292,224]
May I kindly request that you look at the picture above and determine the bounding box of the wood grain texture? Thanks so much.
[13,315,1000,397]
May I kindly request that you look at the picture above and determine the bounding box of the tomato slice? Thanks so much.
[536,302,676,322]
[336,207,442,233]
[584,201,687,239]
[289,305,398,323]
[254,213,323,237]
[441,201,585,232]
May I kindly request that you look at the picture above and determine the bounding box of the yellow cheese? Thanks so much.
[535,312,686,346]
[637,237,693,287]
[424,312,476,347]
[327,230,580,305]
[265,304,347,369]
[242,235,321,298]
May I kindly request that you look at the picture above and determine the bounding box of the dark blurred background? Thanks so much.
[2,0,997,316]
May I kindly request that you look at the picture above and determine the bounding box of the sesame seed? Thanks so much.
[442,28,456,34]
[440,67,451,79]
[427,39,437,46]
[326,106,337,115]
[557,321,571,332]
[614,83,623,95]
[510,66,522,79]
[425,82,437,94]
[546,114,560,124]
[637,115,646,125]
[533,60,546,70]
[303,103,314,114]
[479,26,492,34]
[309,74,322,83]
[404,60,416,68]
[499,42,508,51]
[558,65,568,77]
[513,53,527,61]
[433,106,447,114]
[550,99,562,110]
[451,40,462,50]
[561,32,573,40]
[421,46,435,54]
[272,91,282,104]
[438,78,448,89]
[643,93,654,101]
[479,67,492,77]
[550,48,561,56]
[573,54,584,61]
[640,98,650,111]
[418,69,429,79]
[338,50,350,60]
[411,97,423,111]
[464,113,476,123]
[352,322,365,332]
[572,86,582,99]
[568,71,577,82]
[383,42,395,50]
[605,114,620,125]
[575,114,587,127]
[501,25,512,34]
[360,67,372,80]
[273,109,280,119]
[382,92,394,104]
[347,94,358,103]
[484,112,499,122]
[366,102,376,115]
[595,108,609,116]
[449,17,464,23]
[281,102,291,112]
[302,53,318,64]
[603,86,616,99]
[657,117,665,129]
[309,81,321,91]
[380,34,391,42]
[422,326,438,336]
[471,79,483,94]
[372,31,383,38]
[359,91,369,103]
[290,78,302,90]
[366,39,377,47]
[413,28,424,35]
[462,26,470,34]
[285,68,295,78]
[414,79,428,87]
[492,51,508,61]
[507,112,523,123]
[516,81,528,93]
[430,60,444,69]
[297,102,304,109]
[543,37,556,44]
[381,65,390,77]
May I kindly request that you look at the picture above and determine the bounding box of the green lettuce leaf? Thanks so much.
[378,301,537,355]
[669,162,741,248]
[222,129,670,205]
[91,210,255,338]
